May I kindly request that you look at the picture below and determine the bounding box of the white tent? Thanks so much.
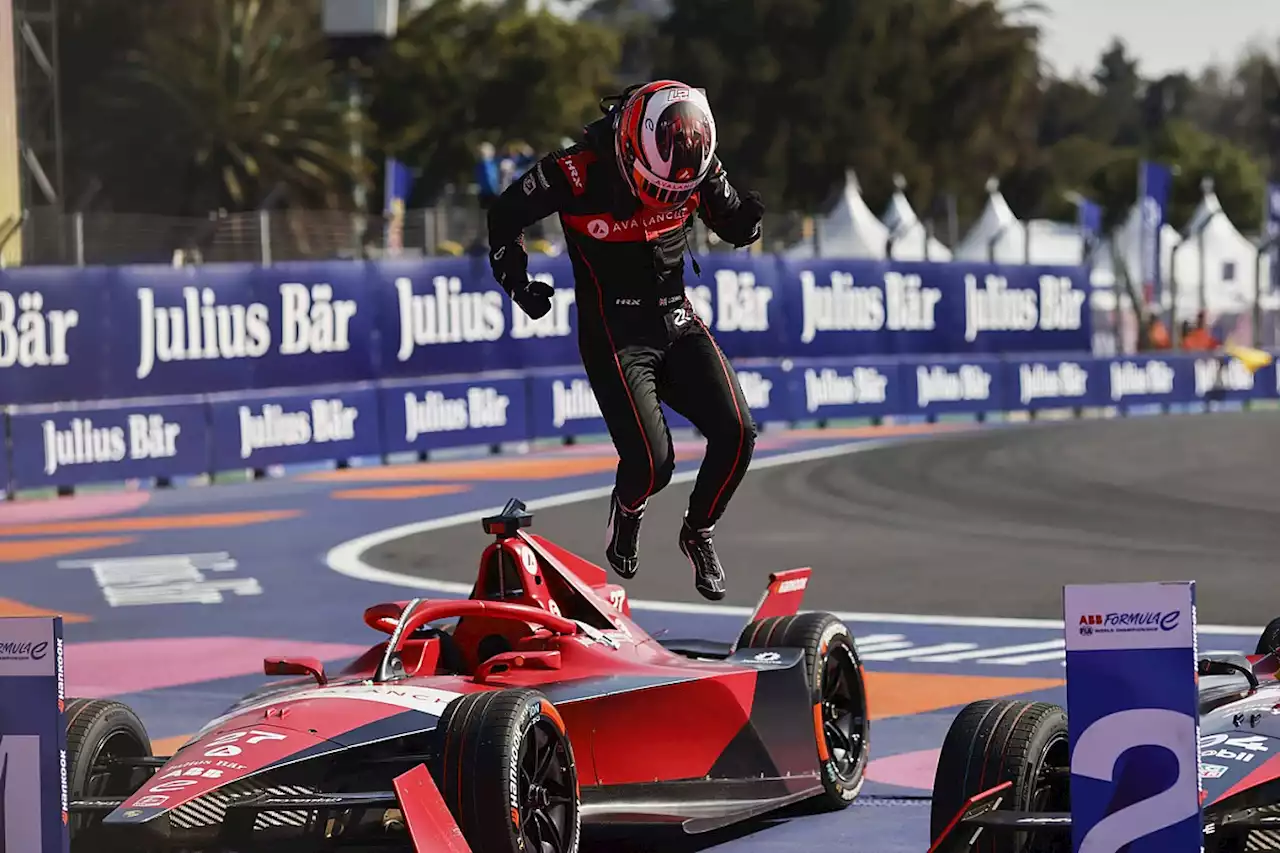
[881,184,952,261]
[1167,187,1272,318]
[952,179,1095,267]
[951,180,1026,263]
[784,171,889,259]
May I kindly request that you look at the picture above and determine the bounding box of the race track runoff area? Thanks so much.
[3,409,1277,852]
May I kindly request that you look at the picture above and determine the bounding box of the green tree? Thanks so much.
[370,0,620,201]
[94,0,359,214]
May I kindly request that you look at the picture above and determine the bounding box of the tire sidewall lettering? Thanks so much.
[509,698,543,844]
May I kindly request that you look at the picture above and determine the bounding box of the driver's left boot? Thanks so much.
[679,518,726,601]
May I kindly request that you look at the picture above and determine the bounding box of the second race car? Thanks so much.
[927,618,1280,852]
[65,498,871,852]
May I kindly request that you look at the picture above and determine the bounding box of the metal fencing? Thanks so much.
[17,188,813,267]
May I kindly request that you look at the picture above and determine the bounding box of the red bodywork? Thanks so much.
[98,513,823,848]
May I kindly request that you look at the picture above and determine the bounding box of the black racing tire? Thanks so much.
[929,699,1070,853]
[738,612,870,809]
[434,688,580,853]
[65,698,152,846]
[1256,617,1280,655]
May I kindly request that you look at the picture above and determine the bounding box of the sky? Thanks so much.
[1031,0,1279,79]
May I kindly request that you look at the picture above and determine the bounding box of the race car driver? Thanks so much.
[485,80,765,601]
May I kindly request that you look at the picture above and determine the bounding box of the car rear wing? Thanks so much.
[747,568,812,623]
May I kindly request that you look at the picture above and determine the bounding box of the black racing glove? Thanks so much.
[732,190,765,247]
[490,243,553,319]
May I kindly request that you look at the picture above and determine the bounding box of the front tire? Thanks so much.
[435,688,580,853]
[738,612,870,809]
[929,699,1069,853]
[1256,617,1280,655]
[64,698,152,847]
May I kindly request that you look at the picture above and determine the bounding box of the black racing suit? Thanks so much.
[486,117,764,529]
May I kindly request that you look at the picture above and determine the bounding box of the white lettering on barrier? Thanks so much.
[278,283,356,356]
[59,552,261,607]
[404,387,510,442]
[736,371,773,410]
[685,285,712,325]
[38,412,186,477]
[551,379,601,428]
[237,399,358,460]
[1109,361,1175,401]
[714,270,773,333]
[915,365,992,408]
[798,270,941,344]
[963,274,1084,343]
[1194,357,1253,398]
[1018,362,1088,406]
[0,291,78,368]
[135,287,271,381]
[804,367,887,413]
[395,276,505,363]
[510,275,574,340]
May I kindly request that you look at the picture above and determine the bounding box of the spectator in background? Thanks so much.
[1181,310,1220,351]
[476,142,501,208]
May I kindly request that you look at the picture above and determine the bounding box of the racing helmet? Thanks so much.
[612,80,717,211]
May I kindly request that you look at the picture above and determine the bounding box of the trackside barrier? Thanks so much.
[0,257,1093,406]
[1063,582,1201,852]
[3,350,1276,492]
[0,615,68,853]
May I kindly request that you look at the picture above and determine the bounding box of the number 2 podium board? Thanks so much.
[1064,582,1201,853]
[0,616,68,853]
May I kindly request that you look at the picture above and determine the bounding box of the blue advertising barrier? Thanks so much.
[1063,581,1201,852]
[0,615,68,853]
[5,350,1273,493]
[0,257,1092,406]
[8,400,210,489]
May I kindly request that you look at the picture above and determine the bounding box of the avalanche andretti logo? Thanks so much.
[567,197,699,243]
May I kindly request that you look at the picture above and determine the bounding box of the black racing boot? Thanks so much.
[605,491,644,579]
[679,519,726,601]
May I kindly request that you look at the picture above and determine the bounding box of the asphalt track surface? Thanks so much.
[368,409,1280,627]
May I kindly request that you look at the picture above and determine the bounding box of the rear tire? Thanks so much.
[65,698,152,848]
[1256,617,1280,655]
[434,688,580,853]
[738,612,869,809]
[929,699,1069,853]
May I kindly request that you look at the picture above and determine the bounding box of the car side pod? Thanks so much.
[926,781,1071,852]
[393,765,473,853]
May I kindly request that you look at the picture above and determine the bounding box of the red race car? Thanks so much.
[66,498,871,853]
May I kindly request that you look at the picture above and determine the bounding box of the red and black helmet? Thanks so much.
[613,80,717,211]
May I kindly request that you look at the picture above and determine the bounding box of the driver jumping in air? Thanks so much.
[485,80,766,601]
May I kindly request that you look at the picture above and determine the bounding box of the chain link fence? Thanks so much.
[16,187,814,267]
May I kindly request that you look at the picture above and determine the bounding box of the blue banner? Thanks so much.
[0,257,1094,407]
[1139,161,1173,305]
[1063,581,1201,853]
[1105,355,1193,407]
[379,375,528,453]
[791,358,901,420]
[2,350,1278,490]
[208,386,382,469]
[0,616,68,853]
[901,355,1005,415]
[8,400,210,490]
[1004,355,1109,410]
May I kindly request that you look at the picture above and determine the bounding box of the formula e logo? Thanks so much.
[587,219,609,239]
[753,652,782,663]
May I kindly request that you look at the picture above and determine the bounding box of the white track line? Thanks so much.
[324,435,1264,639]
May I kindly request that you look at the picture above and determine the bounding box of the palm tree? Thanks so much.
[106,0,364,212]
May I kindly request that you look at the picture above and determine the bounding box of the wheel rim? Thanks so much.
[73,727,147,834]
[517,718,576,853]
[1026,731,1071,853]
[820,644,868,782]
